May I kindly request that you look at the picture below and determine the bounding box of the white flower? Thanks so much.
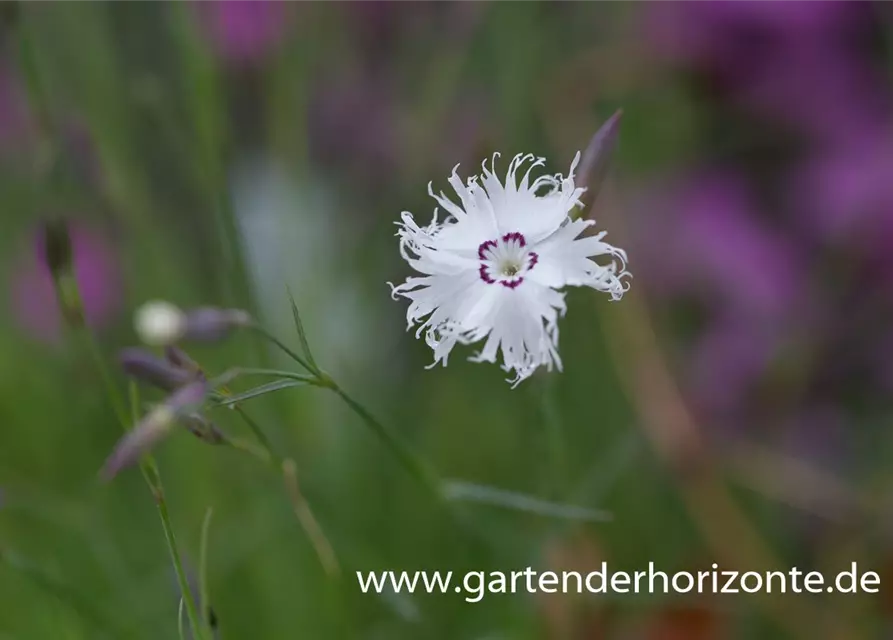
[134,300,186,346]
[389,152,630,387]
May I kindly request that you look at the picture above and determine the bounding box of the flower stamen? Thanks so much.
[477,232,538,289]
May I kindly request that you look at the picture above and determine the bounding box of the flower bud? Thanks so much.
[41,218,73,278]
[119,348,195,392]
[182,414,226,445]
[102,379,208,479]
[134,300,187,346]
[181,307,252,342]
[40,218,86,327]
[576,109,623,207]
[133,301,251,345]
[164,346,200,372]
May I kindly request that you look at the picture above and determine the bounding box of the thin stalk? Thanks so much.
[326,382,443,501]
[251,326,443,499]
[78,330,207,639]
[198,508,214,634]
[128,383,207,640]
[227,368,318,383]
[282,459,340,578]
[154,481,207,640]
[232,406,276,462]
[537,375,568,497]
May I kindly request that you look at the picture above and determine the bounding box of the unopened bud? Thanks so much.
[164,346,201,372]
[182,414,226,445]
[134,300,187,346]
[576,109,623,208]
[119,348,195,392]
[133,301,251,345]
[181,307,252,342]
[102,379,208,479]
[41,218,72,278]
[40,218,85,327]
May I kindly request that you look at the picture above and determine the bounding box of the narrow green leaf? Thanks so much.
[177,599,185,640]
[213,379,310,408]
[198,507,214,636]
[286,287,319,373]
[442,480,613,522]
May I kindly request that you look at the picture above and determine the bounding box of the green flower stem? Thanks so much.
[249,327,443,499]
[198,508,214,634]
[325,381,444,502]
[73,321,207,639]
[227,368,318,383]
[81,333,207,639]
[232,406,277,464]
[125,386,208,640]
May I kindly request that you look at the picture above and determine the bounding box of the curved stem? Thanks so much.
[327,382,443,501]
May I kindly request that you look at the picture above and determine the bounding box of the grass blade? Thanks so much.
[213,379,310,408]
[199,507,214,635]
[286,287,318,373]
[442,480,613,522]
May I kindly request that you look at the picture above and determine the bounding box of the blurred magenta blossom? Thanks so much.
[636,173,804,321]
[635,0,893,444]
[646,0,860,62]
[792,127,893,251]
[10,222,123,344]
[309,70,400,178]
[194,0,290,65]
[645,0,888,139]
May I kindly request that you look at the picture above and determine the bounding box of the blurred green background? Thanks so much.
[1,1,892,638]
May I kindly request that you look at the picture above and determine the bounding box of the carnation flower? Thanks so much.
[389,152,630,386]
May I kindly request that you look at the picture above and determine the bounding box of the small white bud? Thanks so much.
[134,300,186,346]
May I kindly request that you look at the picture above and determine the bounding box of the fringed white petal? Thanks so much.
[390,152,630,386]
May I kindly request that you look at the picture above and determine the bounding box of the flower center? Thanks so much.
[478,232,538,289]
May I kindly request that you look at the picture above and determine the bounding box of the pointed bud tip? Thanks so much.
[119,347,194,392]
[41,218,73,277]
[576,108,624,197]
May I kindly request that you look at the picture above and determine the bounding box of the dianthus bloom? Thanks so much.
[390,153,630,386]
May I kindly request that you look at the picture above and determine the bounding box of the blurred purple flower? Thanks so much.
[195,0,290,65]
[9,222,123,343]
[736,45,890,141]
[308,70,401,178]
[636,173,804,321]
[645,0,861,68]
[643,1,886,140]
[102,378,209,479]
[791,127,893,248]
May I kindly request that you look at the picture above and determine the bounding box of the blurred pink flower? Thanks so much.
[9,222,123,344]
[736,45,890,142]
[636,173,804,321]
[195,1,289,65]
[643,0,886,141]
[645,0,861,67]
[791,127,893,247]
[309,70,400,178]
